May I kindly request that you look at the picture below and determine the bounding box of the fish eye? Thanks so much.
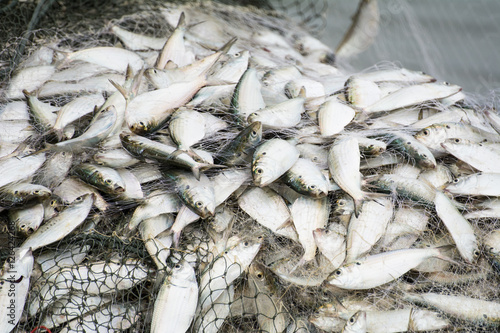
[454,138,460,143]
[234,52,241,57]
[20,224,26,230]
[483,314,488,319]
[312,156,318,161]
[422,129,430,136]
[105,179,113,184]
[474,250,480,257]
[445,124,451,129]
[261,152,267,155]
[453,178,459,183]
[195,201,203,207]
[51,199,57,206]
[75,196,83,202]
[421,154,427,158]
[139,121,145,127]
[174,263,181,269]
[14,190,19,195]
[334,269,342,275]
[185,185,190,190]
[309,185,316,190]
[349,317,355,323]
[255,168,263,174]
[251,130,257,136]
[337,200,345,206]
[256,272,263,278]
[34,190,40,194]
[443,81,449,85]
[406,141,411,145]
[297,175,302,179]
[153,69,158,74]
[243,241,249,246]
[355,262,361,265]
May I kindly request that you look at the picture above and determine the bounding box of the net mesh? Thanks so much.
[0,0,499,332]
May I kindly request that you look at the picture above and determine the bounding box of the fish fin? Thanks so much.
[176,12,186,29]
[353,198,363,218]
[276,218,293,231]
[433,245,462,266]
[192,163,228,180]
[164,60,178,70]
[109,79,130,101]
[219,37,237,54]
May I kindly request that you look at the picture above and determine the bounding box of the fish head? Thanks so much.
[130,121,151,135]
[306,180,329,198]
[246,112,260,124]
[345,310,367,332]
[334,196,354,216]
[327,263,360,289]
[251,154,279,187]
[242,121,262,145]
[186,187,215,218]
[169,260,196,285]
[416,152,437,169]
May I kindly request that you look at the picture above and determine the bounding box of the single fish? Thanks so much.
[0,248,34,333]
[434,190,478,263]
[441,138,500,172]
[335,0,379,59]
[283,158,330,198]
[364,82,461,112]
[198,236,262,312]
[404,293,500,324]
[327,246,450,289]
[252,138,300,187]
[72,163,125,195]
[445,172,500,196]
[151,261,198,333]
[231,67,266,123]
[215,121,262,166]
[163,169,216,218]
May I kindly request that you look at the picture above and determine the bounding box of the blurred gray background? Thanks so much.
[273,0,500,103]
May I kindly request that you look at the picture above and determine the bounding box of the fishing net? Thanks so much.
[0,0,500,333]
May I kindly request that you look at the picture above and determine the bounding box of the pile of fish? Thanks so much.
[1,1,499,332]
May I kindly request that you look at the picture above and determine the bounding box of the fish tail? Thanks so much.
[353,198,363,218]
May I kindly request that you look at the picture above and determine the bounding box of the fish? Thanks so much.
[231,67,266,123]
[151,261,198,333]
[290,196,329,266]
[198,236,262,312]
[327,246,451,289]
[364,82,462,112]
[111,25,167,50]
[445,172,500,196]
[20,193,94,251]
[72,163,126,195]
[238,186,298,241]
[328,136,373,216]
[404,292,500,324]
[318,97,356,136]
[163,170,216,218]
[0,248,34,333]
[252,138,300,187]
[57,46,144,73]
[283,158,330,198]
[345,198,394,263]
[155,12,193,68]
[215,121,262,166]
[335,0,379,59]
[434,190,478,263]
[441,138,500,172]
